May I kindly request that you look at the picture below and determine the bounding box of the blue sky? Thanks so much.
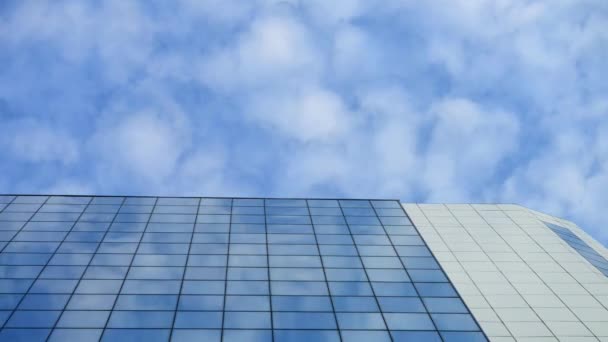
[1,1,607,245]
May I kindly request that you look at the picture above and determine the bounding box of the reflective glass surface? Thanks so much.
[0,195,486,341]
[545,222,608,277]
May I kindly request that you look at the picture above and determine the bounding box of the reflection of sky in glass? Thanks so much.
[0,195,488,341]
[545,222,608,277]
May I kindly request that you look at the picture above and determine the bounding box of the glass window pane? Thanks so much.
[232,206,264,215]
[232,199,262,206]
[310,207,342,215]
[273,312,337,329]
[67,294,116,310]
[174,311,222,328]
[340,200,371,208]
[267,207,308,216]
[56,310,110,328]
[272,296,332,312]
[333,296,379,312]
[156,197,199,206]
[115,294,178,310]
[107,311,174,328]
[440,332,487,342]
[178,295,224,311]
[342,331,392,342]
[172,329,221,342]
[391,331,442,342]
[120,280,181,294]
[431,313,479,331]
[423,298,468,313]
[328,282,373,296]
[18,294,70,310]
[101,329,170,342]
[223,330,271,342]
[201,198,232,206]
[6,310,61,327]
[378,297,426,313]
[265,199,306,207]
[336,312,386,329]
[48,328,103,342]
[414,283,458,297]
[0,328,51,341]
[271,281,327,296]
[384,313,435,330]
[274,330,340,342]
[224,312,271,329]
[225,295,269,311]
[154,206,198,214]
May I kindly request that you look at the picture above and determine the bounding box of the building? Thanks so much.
[0,195,605,341]
[406,204,608,341]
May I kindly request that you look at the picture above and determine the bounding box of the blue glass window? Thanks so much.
[101,329,170,342]
[273,312,337,329]
[107,311,174,328]
[224,312,271,329]
[114,294,178,310]
[225,295,270,311]
[171,329,221,342]
[56,310,110,328]
[48,329,103,342]
[378,297,426,313]
[18,294,70,310]
[272,296,332,312]
[336,312,386,329]
[333,296,379,312]
[0,196,484,340]
[546,222,608,276]
[6,310,61,327]
[174,311,222,328]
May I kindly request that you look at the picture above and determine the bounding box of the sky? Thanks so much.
[0,0,607,245]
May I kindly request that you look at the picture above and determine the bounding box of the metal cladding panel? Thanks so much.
[404,203,608,341]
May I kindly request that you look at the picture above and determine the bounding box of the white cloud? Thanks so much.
[199,13,323,91]
[2,1,156,84]
[1,0,607,245]
[1,119,79,164]
[247,86,353,143]
[92,111,189,184]
[303,0,367,27]
[422,98,520,201]
[332,25,385,81]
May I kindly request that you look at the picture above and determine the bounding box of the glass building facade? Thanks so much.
[0,195,486,342]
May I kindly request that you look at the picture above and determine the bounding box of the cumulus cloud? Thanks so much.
[0,119,80,164]
[422,98,520,201]
[0,0,607,245]
[92,112,188,183]
[247,86,353,142]
[199,12,323,91]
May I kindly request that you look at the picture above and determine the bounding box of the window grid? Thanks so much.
[97,196,150,338]
[0,196,487,342]
[365,201,441,335]
[169,198,201,342]
[1,195,93,339]
[264,200,275,339]
[306,199,342,341]
[220,198,232,341]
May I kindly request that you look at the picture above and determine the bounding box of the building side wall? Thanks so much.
[403,203,608,342]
